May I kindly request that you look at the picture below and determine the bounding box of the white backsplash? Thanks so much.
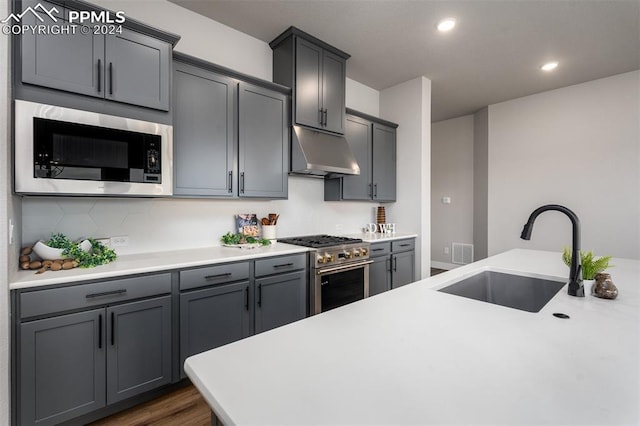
[21,177,383,255]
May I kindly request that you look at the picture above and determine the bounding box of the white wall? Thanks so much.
[431,115,474,267]
[0,0,11,421]
[488,71,640,259]
[381,77,431,279]
[21,0,386,253]
[473,108,489,260]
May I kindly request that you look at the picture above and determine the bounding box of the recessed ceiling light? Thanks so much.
[541,61,559,72]
[437,18,456,32]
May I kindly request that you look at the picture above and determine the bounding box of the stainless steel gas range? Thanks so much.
[278,235,372,315]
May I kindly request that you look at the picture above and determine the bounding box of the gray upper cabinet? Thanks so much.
[372,123,397,202]
[103,30,171,110]
[238,82,289,198]
[20,0,174,111]
[173,62,236,196]
[173,55,289,199]
[325,111,398,202]
[271,26,349,135]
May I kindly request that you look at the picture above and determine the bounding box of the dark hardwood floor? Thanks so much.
[431,267,448,276]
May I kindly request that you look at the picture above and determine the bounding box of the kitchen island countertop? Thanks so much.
[185,248,640,425]
[10,243,310,290]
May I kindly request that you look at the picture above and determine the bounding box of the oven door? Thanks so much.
[312,260,373,315]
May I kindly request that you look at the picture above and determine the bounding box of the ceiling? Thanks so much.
[169,0,640,122]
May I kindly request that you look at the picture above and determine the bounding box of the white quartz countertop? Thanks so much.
[10,243,310,290]
[349,231,418,243]
[185,249,640,425]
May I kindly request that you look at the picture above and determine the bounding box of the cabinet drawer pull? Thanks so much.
[98,314,103,349]
[86,289,127,299]
[97,59,101,93]
[372,248,385,252]
[204,273,232,280]
[272,263,294,269]
[108,62,113,95]
[399,244,410,247]
[110,312,115,346]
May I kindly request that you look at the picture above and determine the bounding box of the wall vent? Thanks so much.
[452,243,474,265]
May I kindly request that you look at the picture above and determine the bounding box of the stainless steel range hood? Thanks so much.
[290,126,360,176]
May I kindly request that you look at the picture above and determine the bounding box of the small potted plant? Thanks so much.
[562,247,613,287]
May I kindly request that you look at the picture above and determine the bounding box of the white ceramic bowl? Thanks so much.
[33,239,92,260]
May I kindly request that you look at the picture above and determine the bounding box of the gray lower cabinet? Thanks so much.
[20,0,172,111]
[325,111,398,202]
[173,57,289,198]
[16,274,173,426]
[179,254,306,375]
[254,270,306,334]
[179,281,251,377]
[369,238,416,295]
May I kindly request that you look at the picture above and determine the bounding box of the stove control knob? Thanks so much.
[361,248,368,256]
[316,254,326,264]
[353,249,361,257]
[324,253,334,263]
[344,251,353,259]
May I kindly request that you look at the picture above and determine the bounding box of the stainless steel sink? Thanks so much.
[438,271,566,312]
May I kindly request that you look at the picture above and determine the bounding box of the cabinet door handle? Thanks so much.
[228,171,233,193]
[98,313,103,349]
[240,172,245,193]
[108,62,113,95]
[319,108,324,126]
[97,59,101,93]
[86,289,127,299]
[257,284,262,307]
[272,263,294,269]
[244,286,249,311]
[110,312,115,346]
[204,273,232,280]
[373,183,378,198]
[323,108,328,126]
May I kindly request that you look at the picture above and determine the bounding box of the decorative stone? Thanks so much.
[592,273,618,300]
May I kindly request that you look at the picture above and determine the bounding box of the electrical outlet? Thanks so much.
[111,236,129,247]
[95,238,111,247]
[444,246,450,255]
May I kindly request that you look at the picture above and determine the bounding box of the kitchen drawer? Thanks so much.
[255,254,306,278]
[180,262,250,291]
[392,239,415,252]
[369,242,391,257]
[20,273,171,319]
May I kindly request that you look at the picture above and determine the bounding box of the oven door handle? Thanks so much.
[316,260,373,275]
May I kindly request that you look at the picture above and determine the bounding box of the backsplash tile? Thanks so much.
[21,178,383,255]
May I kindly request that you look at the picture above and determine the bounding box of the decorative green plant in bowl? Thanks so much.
[42,233,117,268]
[562,247,613,280]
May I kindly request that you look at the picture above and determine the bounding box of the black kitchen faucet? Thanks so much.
[520,204,584,297]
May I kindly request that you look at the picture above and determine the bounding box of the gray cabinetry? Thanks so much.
[368,238,415,295]
[16,273,172,426]
[19,309,105,426]
[179,262,251,377]
[173,62,235,196]
[325,111,398,202]
[391,239,416,289]
[238,82,289,198]
[271,27,349,134]
[179,254,306,375]
[20,0,173,111]
[173,55,289,199]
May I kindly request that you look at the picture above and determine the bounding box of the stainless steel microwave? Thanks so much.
[14,100,173,196]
